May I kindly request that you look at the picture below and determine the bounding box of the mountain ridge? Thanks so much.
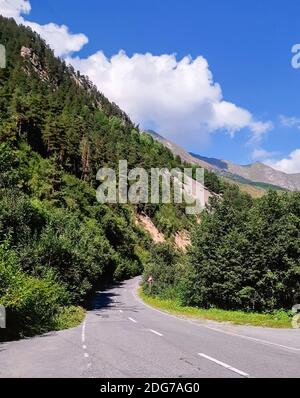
[147,130,300,192]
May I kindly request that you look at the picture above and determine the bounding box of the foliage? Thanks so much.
[0,16,196,338]
[139,289,293,328]
[187,189,300,311]
[0,245,70,339]
[143,186,300,313]
[142,243,187,299]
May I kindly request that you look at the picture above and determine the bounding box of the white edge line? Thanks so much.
[128,317,138,323]
[204,326,300,353]
[132,281,300,354]
[149,329,163,337]
[199,353,249,378]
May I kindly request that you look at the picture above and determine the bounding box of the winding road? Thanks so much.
[1,277,300,378]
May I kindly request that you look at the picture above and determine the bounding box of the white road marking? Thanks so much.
[149,329,163,337]
[204,326,300,353]
[84,353,89,358]
[119,310,124,313]
[82,345,87,350]
[81,320,86,343]
[199,353,249,378]
[132,281,300,354]
[128,317,138,323]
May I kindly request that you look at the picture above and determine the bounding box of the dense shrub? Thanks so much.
[188,189,300,311]
[142,243,186,299]
[0,246,70,339]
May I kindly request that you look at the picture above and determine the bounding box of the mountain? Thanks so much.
[147,131,215,170]
[192,154,300,192]
[0,16,204,338]
[147,131,300,192]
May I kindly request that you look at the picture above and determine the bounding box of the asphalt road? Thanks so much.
[0,277,300,378]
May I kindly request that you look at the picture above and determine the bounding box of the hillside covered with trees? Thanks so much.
[1,16,299,340]
[144,187,300,314]
[0,16,201,339]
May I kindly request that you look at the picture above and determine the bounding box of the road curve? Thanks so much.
[1,277,300,378]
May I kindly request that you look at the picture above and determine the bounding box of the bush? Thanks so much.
[26,209,113,301]
[188,189,300,312]
[142,243,184,298]
[0,190,45,246]
[0,246,70,339]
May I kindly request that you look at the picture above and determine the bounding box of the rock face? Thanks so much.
[136,214,165,244]
[20,46,51,84]
[174,231,191,251]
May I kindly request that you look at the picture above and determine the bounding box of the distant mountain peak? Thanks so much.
[147,130,300,192]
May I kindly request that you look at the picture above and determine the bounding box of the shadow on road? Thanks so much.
[87,281,142,314]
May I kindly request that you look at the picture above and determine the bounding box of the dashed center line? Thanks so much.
[81,320,86,343]
[128,317,138,323]
[198,353,249,378]
[119,310,124,313]
[149,329,163,337]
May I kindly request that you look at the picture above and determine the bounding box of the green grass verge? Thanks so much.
[139,289,292,328]
[53,306,85,331]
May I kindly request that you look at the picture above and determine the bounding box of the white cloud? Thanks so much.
[0,0,273,147]
[69,51,273,147]
[0,0,30,19]
[251,147,278,161]
[265,149,300,174]
[279,115,300,130]
[25,21,88,57]
[0,0,88,57]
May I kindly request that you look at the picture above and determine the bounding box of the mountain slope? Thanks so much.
[147,131,299,192]
[226,161,300,191]
[192,154,300,191]
[0,16,199,339]
[147,131,270,196]
[148,131,215,170]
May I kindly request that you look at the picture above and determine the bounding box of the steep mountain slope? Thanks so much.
[147,131,298,192]
[148,131,215,170]
[147,131,269,196]
[0,16,199,338]
[226,161,300,191]
[192,154,300,191]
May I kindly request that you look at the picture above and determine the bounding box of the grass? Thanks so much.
[139,289,292,328]
[53,306,85,331]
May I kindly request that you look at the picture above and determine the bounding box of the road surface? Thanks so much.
[0,277,300,378]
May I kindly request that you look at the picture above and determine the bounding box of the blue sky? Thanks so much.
[2,0,300,171]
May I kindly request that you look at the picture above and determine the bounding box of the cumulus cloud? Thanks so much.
[265,149,300,174]
[0,0,30,19]
[25,21,88,57]
[0,0,88,57]
[69,51,272,147]
[0,0,273,147]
